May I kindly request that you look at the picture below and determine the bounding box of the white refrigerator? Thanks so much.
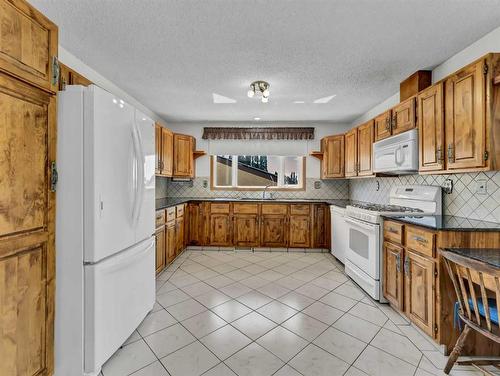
[55,85,156,376]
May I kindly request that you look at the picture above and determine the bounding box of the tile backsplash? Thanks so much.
[349,171,500,223]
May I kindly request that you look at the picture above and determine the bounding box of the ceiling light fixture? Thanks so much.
[313,94,336,104]
[247,80,270,103]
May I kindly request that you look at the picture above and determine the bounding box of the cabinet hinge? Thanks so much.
[483,63,489,75]
[50,161,58,192]
[434,265,438,277]
[484,151,489,161]
[51,56,60,86]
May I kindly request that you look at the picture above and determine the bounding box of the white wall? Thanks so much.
[166,122,351,178]
[58,46,162,122]
[352,25,500,126]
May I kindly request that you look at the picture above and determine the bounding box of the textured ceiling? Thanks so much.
[32,0,500,123]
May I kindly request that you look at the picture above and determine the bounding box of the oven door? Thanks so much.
[344,217,380,280]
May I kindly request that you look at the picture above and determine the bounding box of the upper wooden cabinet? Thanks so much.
[374,110,392,141]
[173,134,194,178]
[0,0,58,93]
[321,135,344,178]
[392,97,416,135]
[357,120,374,176]
[154,123,174,177]
[445,59,486,171]
[418,83,445,172]
[155,124,162,175]
[344,128,358,177]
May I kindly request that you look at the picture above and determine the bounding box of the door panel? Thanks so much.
[208,214,231,246]
[261,215,287,247]
[155,124,161,175]
[322,135,344,178]
[344,129,358,177]
[166,222,176,264]
[161,128,173,176]
[155,227,165,275]
[357,120,374,176]
[374,110,392,141]
[289,216,311,248]
[173,134,193,177]
[187,203,204,246]
[405,250,435,337]
[383,242,404,310]
[445,60,486,170]
[175,217,184,255]
[418,84,444,172]
[392,97,416,135]
[233,214,260,247]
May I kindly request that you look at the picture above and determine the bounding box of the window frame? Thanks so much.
[210,155,306,191]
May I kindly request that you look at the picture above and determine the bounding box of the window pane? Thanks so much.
[215,155,232,186]
[283,156,300,186]
[237,155,278,187]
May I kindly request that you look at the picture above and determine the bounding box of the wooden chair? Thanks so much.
[441,250,500,375]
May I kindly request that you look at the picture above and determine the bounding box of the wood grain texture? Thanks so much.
[391,96,416,135]
[173,134,194,178]
[357,120,374,176]
[383,241,404,310]
[289,215,311,248]
[374,110,392,141]
[321,135,344,179]
[344,128,357,177]
[233,214,259,247]
[161,127,173,176]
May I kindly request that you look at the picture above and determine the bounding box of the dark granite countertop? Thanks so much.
[382,215,500,232]
[156,197,351,210]
[443,248,500,268]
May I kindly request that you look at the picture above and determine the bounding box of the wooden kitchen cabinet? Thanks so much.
[166,220,176,264]
[155,225,166,275]
[391,97,416,135]
[418,83,445,172]
[404,250,436,337]
[186,202,205,246]
[344,128,358,177]
[374,110,392,141]
[261,215,288,247]
[173,133,194,178]
[357,120,374,176]
[233,203,260,247]
[155,124,174,176]
[175,217,184,256]
[289,215,311,248]
[321,135,344,178]
[208,214,231,246]
[155,124,162,175]
[383,242,404,310]
[313,204,330,249]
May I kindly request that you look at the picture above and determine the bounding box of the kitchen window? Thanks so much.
[211,155,305,190]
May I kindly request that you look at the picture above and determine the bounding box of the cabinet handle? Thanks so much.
[387,227,399,234]
[395,253,401,273]
[412,235,428,244]
[436,147,444,164]
[447,144,455,163]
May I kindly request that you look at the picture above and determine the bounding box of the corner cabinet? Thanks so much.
[321,135,344,178]
[173,134,195,178]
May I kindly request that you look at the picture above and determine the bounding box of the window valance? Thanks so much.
[202,127,315,140]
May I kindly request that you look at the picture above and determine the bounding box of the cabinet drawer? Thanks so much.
[290,204,310,216]
[176,204,185,218]
[384,220,404,245]
[155,210,165,228]
[209,203,230,214]
[406,226,435,258]
[233,203,259,214]
[166,207,176,222]
[262,204,288,215]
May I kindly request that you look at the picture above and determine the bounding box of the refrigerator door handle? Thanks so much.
[134,121,145,225]
[131,125,141,224]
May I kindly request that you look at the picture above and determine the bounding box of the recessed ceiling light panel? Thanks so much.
[213,93,237,104]
[313,94,336,104]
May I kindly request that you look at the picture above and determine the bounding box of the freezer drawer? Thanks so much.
[84,237,155,374]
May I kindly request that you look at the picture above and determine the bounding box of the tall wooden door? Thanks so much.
[445,60,486,170]
[357,120,374,176]
[155,124,162,175]
[166,221,176,263]
[161,127,173,176]
[322,135,344,178]
[405,250,435,337]
[155,226,166,275]
[383,242,404,310]
[260,216,287,247]
[418,83,444,172]
[344,128,358,177]
[0,72,56,376]
[233,215,260,247]
[391,97,416,135]
[173,134,194,177]
[208,214,231,246]
[374,110,392,141]
[289,216,311,248]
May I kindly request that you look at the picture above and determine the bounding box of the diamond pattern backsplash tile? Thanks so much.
[157,176,349,200]
[349,171,500,223]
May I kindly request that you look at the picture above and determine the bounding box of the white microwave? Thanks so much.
[373,129,418,174]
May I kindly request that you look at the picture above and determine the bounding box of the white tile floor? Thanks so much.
[100,249,490,376]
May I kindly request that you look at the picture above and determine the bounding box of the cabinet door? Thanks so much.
[418,83,445,172]
[405,250,435,337]
[187,203,204,245]
[289,216,311,248]
[374,110,392,141]
[313,205,328,249]
[344,128,358,177]
[445,60,486,170]
[357,120,374,176]
[208,214,231,246]
[383,242,404,310]
[233,214,260,247]
[161,128,173,176]
[166,222,176,264]
[155,124,162,175]
[322,135,344,178]
[173,134,194,177]
[0,0,58,92]
[0,73,56,376]
[155,226,166,275]
[392,97,416,135]
[175,217,185,256]
[261,215,287,247]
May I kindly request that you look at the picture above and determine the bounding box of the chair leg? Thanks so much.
[444,325,472,374]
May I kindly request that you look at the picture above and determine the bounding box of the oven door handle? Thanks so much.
[344,217,378,231]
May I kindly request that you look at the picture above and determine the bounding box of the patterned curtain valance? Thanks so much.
[202,127,314,140]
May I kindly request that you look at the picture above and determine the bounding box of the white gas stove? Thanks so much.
[343,185,442,301]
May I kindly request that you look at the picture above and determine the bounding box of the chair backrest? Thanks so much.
[441,250,500,333]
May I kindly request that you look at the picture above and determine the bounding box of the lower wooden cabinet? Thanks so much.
[166,221,176,264]
[233,214,260,247]
[155,226,166,275]
[313,204,330,248]
[208,213,232,246]
[289,215,311,248]
[186,202,205,245]
[261,215,288,247]
[175,217,184,256]
[383,241,404,310]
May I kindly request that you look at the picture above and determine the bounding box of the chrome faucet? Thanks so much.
[262,184,274,200]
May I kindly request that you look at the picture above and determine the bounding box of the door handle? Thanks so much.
[436,147,444,164]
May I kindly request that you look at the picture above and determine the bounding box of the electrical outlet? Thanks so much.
[443,179,453,194]
[314,181,321,189]
[202,179,208,188]
[476,179,487,195]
